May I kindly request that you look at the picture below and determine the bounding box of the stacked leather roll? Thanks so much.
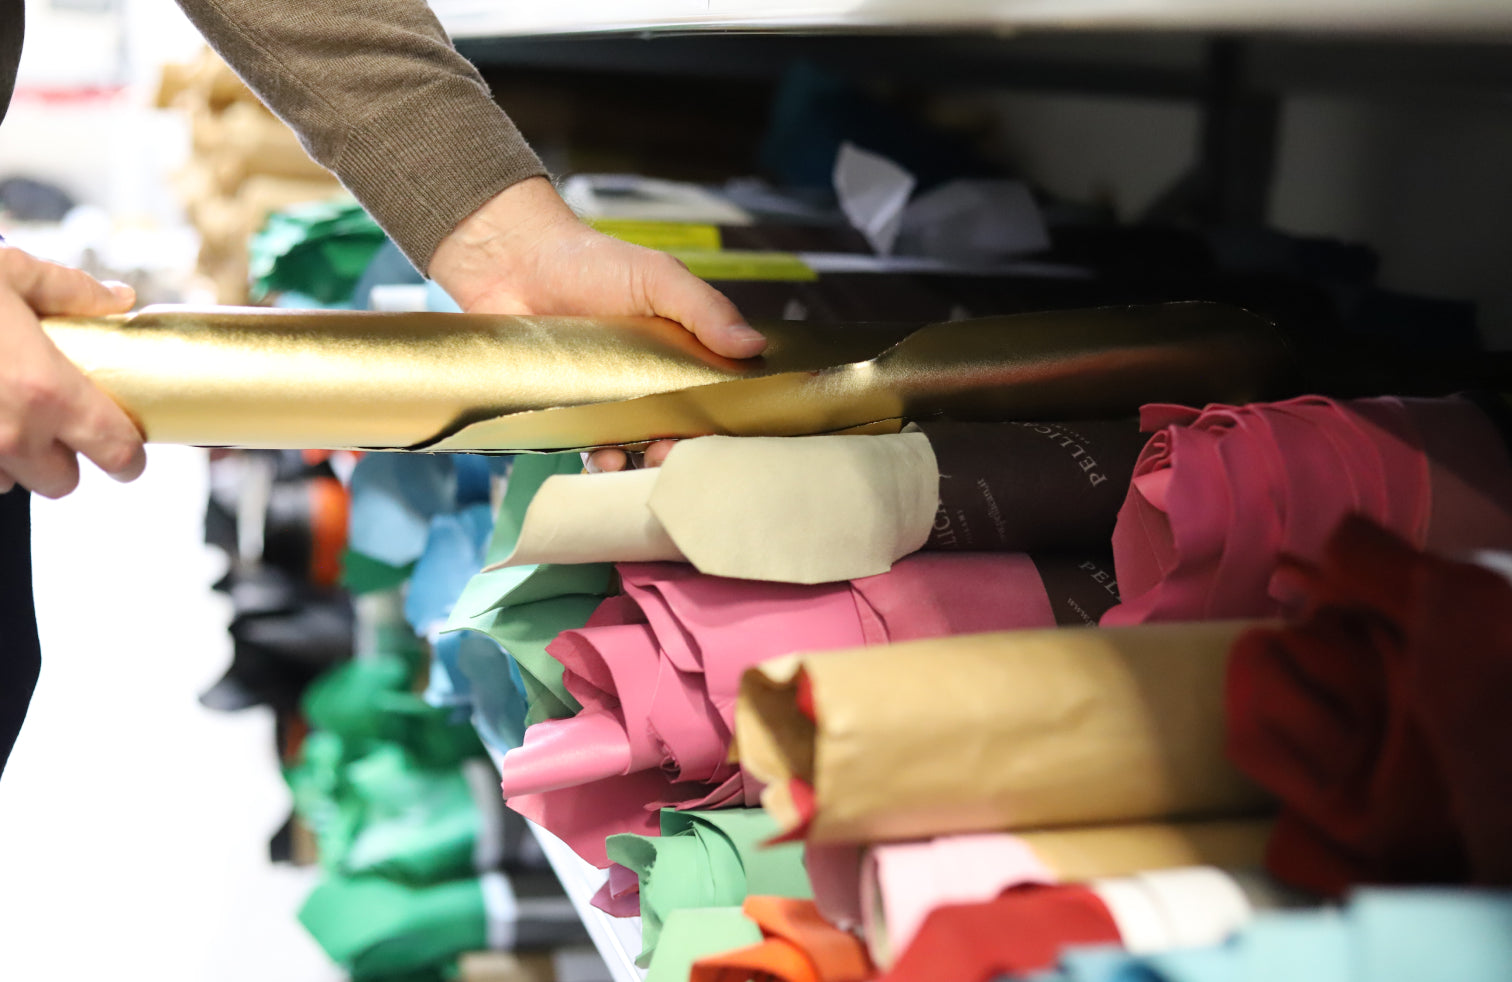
[156,48,344,303]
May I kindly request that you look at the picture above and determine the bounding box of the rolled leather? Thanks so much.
[42,301,1293,451]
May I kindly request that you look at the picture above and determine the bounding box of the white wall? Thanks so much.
[0,0,202,222]
[963,85,1512,346]
[973,91,1199,222]
[1272,92,1512,345]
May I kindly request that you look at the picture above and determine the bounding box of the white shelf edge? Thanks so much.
[437,0,1512,41]
[487,746,648,982]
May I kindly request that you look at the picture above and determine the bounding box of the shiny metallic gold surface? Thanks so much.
[42,302,1293,452]
[428,302,1294,450]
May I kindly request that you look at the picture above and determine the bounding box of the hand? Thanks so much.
[582,439,677,475]
[0,247,147,497]
[429,177,763,473]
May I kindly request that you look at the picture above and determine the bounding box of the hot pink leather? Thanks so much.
[503,553,1060,867]
[1105,396,1512,625]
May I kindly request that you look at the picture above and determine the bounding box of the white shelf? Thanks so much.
[436,0,1512,41]
[527,822,648,982]
[487,746,648,982]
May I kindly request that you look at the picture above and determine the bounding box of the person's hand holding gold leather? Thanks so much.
[429,176,764,473]
[0,246,146,498]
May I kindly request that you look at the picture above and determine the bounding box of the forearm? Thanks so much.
[174,0,545,272]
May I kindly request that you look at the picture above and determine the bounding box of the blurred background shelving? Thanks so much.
[3,1,1512,980]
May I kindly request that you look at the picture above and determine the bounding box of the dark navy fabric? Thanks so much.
[0,143,35,777]
[0,487,38,778]
[0,0,22,129]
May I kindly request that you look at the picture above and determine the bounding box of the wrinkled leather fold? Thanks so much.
[43,301,1292,451]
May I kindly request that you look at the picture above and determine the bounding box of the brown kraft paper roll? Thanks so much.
[736,622,1273,843]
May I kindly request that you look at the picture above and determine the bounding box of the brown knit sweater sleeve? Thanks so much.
[174,0,546,273]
